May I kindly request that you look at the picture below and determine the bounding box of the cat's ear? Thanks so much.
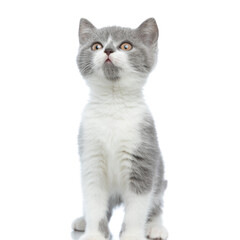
[79,18,96,44]
[137,18,159,46]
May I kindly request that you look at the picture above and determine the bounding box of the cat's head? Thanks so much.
[77,18,158,90]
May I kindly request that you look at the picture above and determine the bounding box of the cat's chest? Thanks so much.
[88,109,138,144]
[82,102,147,191]
[83,103,146,151]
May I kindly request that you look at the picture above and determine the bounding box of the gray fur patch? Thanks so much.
[147,181,167,222]
[98,218,110,238]
[104,41,116,52]
[147,200,163,222]
[103,62,120,81]
[129,114,164,194]
[77,45,95,76]
[107,195,122,221]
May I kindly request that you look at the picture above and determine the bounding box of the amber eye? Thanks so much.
[91,42,103,51]
[120,42,132,51]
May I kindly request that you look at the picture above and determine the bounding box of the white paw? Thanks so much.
[80,233,107,240]
[146,225,168,240]
[72,217,86,231]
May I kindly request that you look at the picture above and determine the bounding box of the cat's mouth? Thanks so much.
[105,58,112,63]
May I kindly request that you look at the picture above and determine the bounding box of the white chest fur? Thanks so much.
[81,97,148,193]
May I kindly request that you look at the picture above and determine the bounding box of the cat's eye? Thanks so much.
[91,42,103,51]
[120,42,133,51]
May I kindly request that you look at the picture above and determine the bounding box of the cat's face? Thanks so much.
[77,18,158,89]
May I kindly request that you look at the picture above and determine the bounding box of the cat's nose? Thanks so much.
[104,48,114,56]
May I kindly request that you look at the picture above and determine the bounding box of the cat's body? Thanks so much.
[72,18,168,240]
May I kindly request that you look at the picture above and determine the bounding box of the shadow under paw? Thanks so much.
[71,230,84,240]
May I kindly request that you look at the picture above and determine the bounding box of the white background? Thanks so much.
[0,0,240,240]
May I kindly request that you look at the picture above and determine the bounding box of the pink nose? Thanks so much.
[104,48,114,56]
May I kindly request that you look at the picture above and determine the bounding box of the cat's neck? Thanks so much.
[87,76,146,106]
[88,85,145,107]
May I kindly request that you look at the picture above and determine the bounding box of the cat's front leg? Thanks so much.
[80,154,109,240]
[120,191,152,240]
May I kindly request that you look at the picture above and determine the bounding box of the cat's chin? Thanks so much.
[102,61,120,81]
[104,60,114,65]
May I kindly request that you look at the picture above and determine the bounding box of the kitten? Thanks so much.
[72,18,168,240]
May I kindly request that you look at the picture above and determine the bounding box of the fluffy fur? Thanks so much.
[72,18,168,240]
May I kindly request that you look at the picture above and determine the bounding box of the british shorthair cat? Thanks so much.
[72,18,168,240]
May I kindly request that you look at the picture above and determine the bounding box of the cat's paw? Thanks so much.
[72,217,86,232]
[80,233,107,240]
[146,225,168,240]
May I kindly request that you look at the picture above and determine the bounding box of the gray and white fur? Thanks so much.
[72,18,168,240]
